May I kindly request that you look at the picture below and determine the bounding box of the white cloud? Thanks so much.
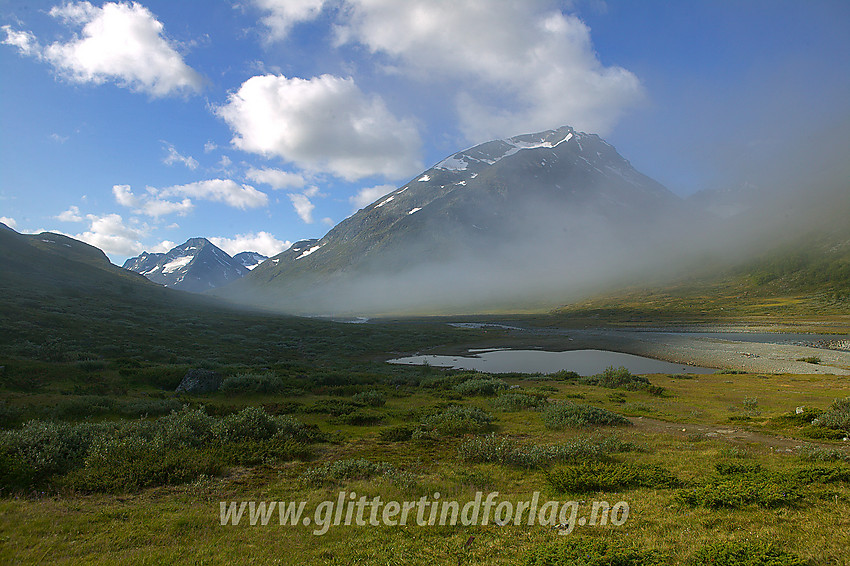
[112,184,194,217]
[75,213,146,257]
[246,166,306,190]
[209,231,292,257]
[159,179,268,209]
[163,143,199,169]
[0,216,17,229]
[37,1,203,97]
[349,183,395,209]
[1,25,40,56]
[55,205,83,222]
[336,0,643,140]
[288,192,315,223]
[50,133,69,143]
[216,73,422,180]
[253,0,327,41]
[149,239,176,253]
[113,184,140,207]
[204,140,218,153]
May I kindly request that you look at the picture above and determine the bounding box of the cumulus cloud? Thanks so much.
[159,179,268,209]
[55,205,83,222]
[335,0,642,140]
[209,231,292,257]
[75,213,146,256]
[215,73,423,180]
[2,26,40,56]
[0,216,17,229]
[288,192,315,223]
[13,1,205,97]
[349,183,395,209]
[163,142,199,169]
[112,184,194,218]
[253,0,327,41]
[246,167,307,190]
[149,239,176,253]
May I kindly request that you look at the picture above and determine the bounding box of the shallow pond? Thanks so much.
[389,349,715,376]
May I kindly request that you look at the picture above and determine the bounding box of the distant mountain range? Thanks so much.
[122,238,267,292]
[216,125,697,314]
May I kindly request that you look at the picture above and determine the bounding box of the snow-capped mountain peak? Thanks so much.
[123,238,252,292]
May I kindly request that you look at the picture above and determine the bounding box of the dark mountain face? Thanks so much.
[123,238,248,293]
[220,126,694,314]
[233,251,269,271]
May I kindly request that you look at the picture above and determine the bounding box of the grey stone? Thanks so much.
[176,369,222,394]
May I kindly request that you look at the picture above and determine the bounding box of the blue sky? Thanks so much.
[2,0,848,264]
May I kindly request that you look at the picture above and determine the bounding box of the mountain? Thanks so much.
[233,251,269,271]
[123,238,248,292]
[219,125,694,315]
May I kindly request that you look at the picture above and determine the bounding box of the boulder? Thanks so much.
[176,369,222,394]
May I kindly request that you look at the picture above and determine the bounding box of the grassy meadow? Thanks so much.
[2,349,849,565]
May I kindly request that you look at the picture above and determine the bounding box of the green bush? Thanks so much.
[692,540,808,566]
[491,391,547,412]
[416,405,494,438]
[813,397,850,432]
[378,425,415,442]
[454,377,509,396]
[676,474,800,509]
[304,399,361,416]
[63,436,220,493]
[219,372,288,394]
[0,420,106,489]
[547,461,680,493]
[583,366,650,389]
[526,537,668,566]
[797,445,850,462]
[549,370,581,381]
[330,409,385,426]
[458,434,636,469]
[544,402,631,429]
[301,458,415,488]
[352,389,386,407]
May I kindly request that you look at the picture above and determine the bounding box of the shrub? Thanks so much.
[219,372,288,394]
[301,458,415,488]
[352,389,386,407]
[416,405,494,438]
[420,372,485,390]
[458,434,636,469]
[584,366,650,389]
[64,435,220,493]
[692,540,808,566]
[547,461,680,493]
[331,409,385,426]
[0,401,20,426]
[0,420,105,489]
[119,398,183,418]
[304,399,361,416]
[378,425,415,442]
[526,537,668,566]
[454,377,509,396]
[813,397,850,432]
[544,403,631,429]
[797,445,850,463]
[491,391,547,412]
[676,474,800,509]
[549,370,581,381]
[51,396,117,419]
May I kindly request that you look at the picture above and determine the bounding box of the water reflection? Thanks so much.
[389,349,715,376]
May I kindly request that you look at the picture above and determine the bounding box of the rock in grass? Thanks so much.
[176,369,223,394]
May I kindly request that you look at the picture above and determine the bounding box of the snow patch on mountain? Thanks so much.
[162,256,193,273]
